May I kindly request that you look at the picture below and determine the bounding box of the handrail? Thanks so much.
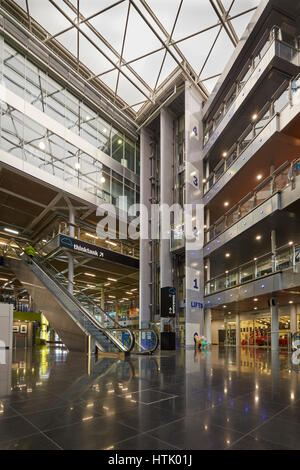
[205,242,299,296]
[203,25,299,144]
[203,71,295,196]
[10,241,135,353]
[132,328,160,355]
[205,160,292,242]
[9,239,158,355]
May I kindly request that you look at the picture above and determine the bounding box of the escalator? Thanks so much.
[7,244,158,356]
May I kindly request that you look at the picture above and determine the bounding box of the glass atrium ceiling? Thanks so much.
[3,0,259,118]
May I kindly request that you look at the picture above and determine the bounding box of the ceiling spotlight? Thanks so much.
[118,139,123,145]
[257,174,263,181]
[225,253,230,258]
[224,202,229,207]
[289,241,294,246]
[254,298,258,302]
[289,301,293,304]
[252,113,258,121]
[254,307,258,310]
[222,152,228,158]
[202,179,207,184]
[256,235,262,241]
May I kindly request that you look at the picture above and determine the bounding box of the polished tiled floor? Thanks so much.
[0,346,300,450]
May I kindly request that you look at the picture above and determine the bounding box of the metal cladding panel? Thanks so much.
[204,272,282,308]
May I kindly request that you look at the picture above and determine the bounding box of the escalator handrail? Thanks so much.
[10,240,158,355]
[11,243,134,353]
[34,255,159,354]
[131,328,160,355]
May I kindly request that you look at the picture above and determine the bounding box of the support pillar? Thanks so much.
[236,312,241,347]
[139,128,152,329]
[271,229,277,272]
[185,82,205,347]
[290,304,297,336]
[205,309,211,344]
[67,253,74,295]
[270,297,279,351]
[160,107,174,289]
[100,288,105,310]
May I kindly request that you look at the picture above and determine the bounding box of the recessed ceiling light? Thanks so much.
[4,228,19,235]
[289,301,293,304]
[222,152,228,158]
[86,232,98,239]
[289,241,294,246]
[254,298,258,302]
[256,235,262,240]
[224,202,229,207]
[202,178,207,183]
[254,307,258,310]
[225,253,230,258]
[105,240,117,247]
[257,174,263,180]
[252,113,258,121]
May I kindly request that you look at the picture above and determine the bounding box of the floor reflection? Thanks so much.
[0,345,299,449]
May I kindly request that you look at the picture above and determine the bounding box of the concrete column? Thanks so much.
[290,304,297,335]
[270,298,279,351]
[236,313,241,347]
[160,107,173,289]
[67,253,74,295]
[100,288,105,310]
[139,128,152,329]
[205,309,211,343]
[68,203,76,238]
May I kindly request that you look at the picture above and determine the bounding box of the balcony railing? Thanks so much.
[205,243,300,296]
[203,26,299,149]
[204,160,294,244]
[203,74,299,196]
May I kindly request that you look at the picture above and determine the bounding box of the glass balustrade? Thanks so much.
[205,244,299,295]
[204,161,292,244]
[203,26,299,148]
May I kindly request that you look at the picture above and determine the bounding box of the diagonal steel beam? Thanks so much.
[62,0,154,96]
[130,0,209,99]
[49,0,151,102]
[209,0,238,46]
